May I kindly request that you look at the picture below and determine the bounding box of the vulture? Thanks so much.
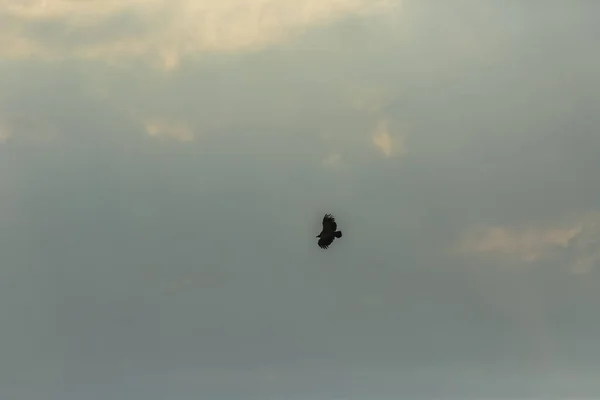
[317,213,342,249]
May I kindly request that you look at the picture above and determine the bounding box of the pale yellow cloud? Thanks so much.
[144,119,195,142]
[0,131,10,144]
[371,119,405,158]
[460,212,600,273]
[0,119,11,143]
[344,83,407,158]
[0,0,399,69]
[461,225,580,262]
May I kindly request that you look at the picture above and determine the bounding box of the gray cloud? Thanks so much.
[1,0,600,398]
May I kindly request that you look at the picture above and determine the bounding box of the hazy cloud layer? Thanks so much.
[461,212,600,274]
[1,0,600,399]
[0,0,397,69]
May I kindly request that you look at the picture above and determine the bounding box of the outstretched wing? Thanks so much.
[322,213,337,232]
[318,233,335,249]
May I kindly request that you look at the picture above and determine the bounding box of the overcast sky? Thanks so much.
[1,0,600,399]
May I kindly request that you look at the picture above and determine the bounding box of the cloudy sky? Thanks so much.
[1,0,600,398]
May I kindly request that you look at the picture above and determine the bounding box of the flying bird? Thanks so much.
[317,213,342,249]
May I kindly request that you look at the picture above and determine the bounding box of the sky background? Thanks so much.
[1,0,600,399]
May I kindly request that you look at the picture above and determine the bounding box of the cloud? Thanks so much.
[566,213,600,274]
[0,120,11,143]
[0,0,398,69]
[371,119,405,158]
[461,226,580,262]
[144,119,195,142]
[322,152,343,169]
[344,83,407,158]
[0,132,10,144]
[0,114,56,144]
[460,212,600,273]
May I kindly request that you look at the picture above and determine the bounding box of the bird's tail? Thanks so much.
[334,231,342,238]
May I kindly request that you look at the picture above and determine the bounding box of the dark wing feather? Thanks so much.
[322,213,337,232]
[318,233,335,249]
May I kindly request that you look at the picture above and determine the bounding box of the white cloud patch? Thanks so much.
[0,0,398,69]
[144,119,195,142]
[371,120,405,158]
[460,212,600,273]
